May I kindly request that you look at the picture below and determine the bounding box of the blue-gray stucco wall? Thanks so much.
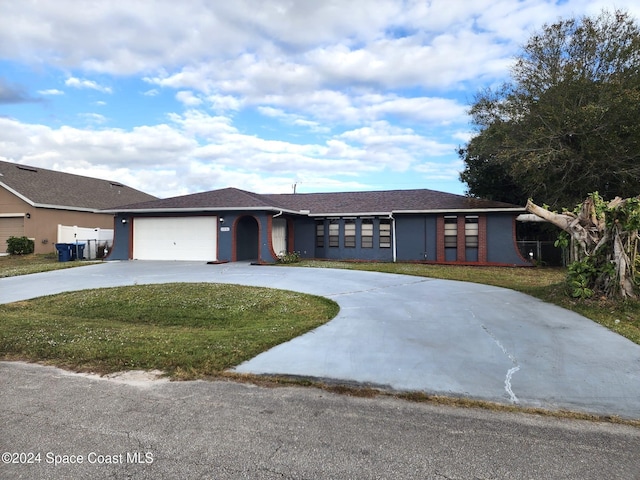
[108,214,129,260]
[108,210,529,265]
[395,215,437,262]
[486,213,529,265]
[108,211,277,263]
[291,217,316,259]
[310,218,394,261]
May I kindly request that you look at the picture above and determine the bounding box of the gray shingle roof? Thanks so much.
[110,187,523,214]
[264,189,523,214]
[0,160,157,210]
[113,187,276,211]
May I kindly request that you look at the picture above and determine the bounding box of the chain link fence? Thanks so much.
[517,240,565,266]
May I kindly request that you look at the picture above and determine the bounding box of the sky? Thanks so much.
[1,0,639,199]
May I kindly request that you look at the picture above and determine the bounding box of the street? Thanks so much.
[1,361,638,479]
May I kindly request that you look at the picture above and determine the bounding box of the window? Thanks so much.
[316,221,324,248]
[344,219,356,248]
[465,216,479,248]
[444,216,457,248]
[379,219,391,248]
[329,220,339,248]
[361,219,373,248]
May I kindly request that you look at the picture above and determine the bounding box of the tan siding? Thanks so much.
[27,209,116,255]
[0,187,29,211]
[0,187,29,253]
[0,217,25,253]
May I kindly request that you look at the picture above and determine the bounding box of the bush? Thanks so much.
[277,251,301,264]
[6,236,35,255]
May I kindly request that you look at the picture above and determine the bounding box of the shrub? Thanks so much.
[6,236,35,255]
[277,251,301,264]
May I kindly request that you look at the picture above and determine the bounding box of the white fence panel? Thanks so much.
[57,225,114,259]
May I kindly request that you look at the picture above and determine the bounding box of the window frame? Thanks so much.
[315,221,325,248]
[379,219,391,248]
[344,218,356,248]
[361,218,373,248]
[328,219,340,248]
[444,216,458,249]
[465,216,479,248]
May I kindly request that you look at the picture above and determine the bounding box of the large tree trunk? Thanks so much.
[525,197,638,299]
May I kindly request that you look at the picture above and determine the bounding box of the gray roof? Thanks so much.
[0,160,157,211]
[109,187,524,215]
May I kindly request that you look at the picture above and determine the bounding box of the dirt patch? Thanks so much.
[65,369,170,387]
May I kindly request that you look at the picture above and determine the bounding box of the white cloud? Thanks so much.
[337,121,456,170]
[414,159,464,182]
[175,90,202,106]
[257,106,330,133]
[3,1,639,79]
[38,89,64,95]
[0,117,195,173]
[1,0,637,198]
[206,94,242,113]
[78,113,108,125]
[65,77,112,93]
[0,105,464,197]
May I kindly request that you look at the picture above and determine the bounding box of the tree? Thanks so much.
[459,10,640,209]
[525,194,640,299]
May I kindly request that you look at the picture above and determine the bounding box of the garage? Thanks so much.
[133,216,217,261]
[0,216,25,254]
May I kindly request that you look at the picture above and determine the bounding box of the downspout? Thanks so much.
[390,213,397,263]
[273,210,283,218]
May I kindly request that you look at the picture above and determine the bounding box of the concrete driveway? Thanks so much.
[1,261,639,419]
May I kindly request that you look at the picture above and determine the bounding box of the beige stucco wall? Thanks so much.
[0,186,28,211]
[0,188,115,255]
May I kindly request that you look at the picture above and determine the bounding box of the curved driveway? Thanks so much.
[2,261,639,419]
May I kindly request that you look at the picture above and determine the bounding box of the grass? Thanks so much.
[291,260,640,346]
[0,253,100,278]
[0,283,339,379]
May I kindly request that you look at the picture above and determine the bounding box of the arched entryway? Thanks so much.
[235,216,259,261]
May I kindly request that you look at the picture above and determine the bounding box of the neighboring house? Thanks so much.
[104,187,531,266]
[0,160,157,255]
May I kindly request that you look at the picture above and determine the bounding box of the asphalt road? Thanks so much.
[1,361,639,480]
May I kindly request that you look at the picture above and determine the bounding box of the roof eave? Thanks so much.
[392,207,526,214]
[308,207,525,216]
[33,203,100,213]
[307,211,392,217]
[102,206,302,215]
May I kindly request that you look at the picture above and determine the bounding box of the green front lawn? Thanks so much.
[0,253,100,278]
[0,283,339,379]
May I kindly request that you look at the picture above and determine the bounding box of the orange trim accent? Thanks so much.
[267,215,277,259]
[511,215,533,264]
[456,216,466,262]
[128,217,134,259]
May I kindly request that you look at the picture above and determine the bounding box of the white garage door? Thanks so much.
[0,217,25,254]
[133,217,217,261]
